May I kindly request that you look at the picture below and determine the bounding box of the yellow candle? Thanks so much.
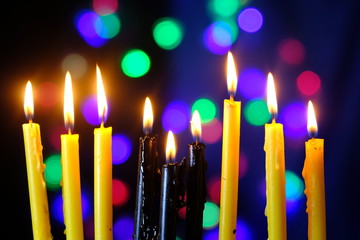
[61,71,84,240]
[22,81,53,240]
[302,101,326,240]
[263,72,287,240]
[94,65,113,240]
[219,51,241,240]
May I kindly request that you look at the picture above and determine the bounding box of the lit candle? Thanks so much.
[94,65,113,240]
[264,72,287,240]
[61,71,84,240]
[134,97,160,240]
[185,110,207,240]
[302,101,326,240]
[158,131,180,240]
[22,81,52,240]
[219,51,241,240]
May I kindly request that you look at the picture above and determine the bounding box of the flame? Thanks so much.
[24,81,34,121]
[165,131,176,163]
[97,65,108,124]
[143,97,153,134]
[64,71,74,132]
[267,72,278,117]
[227,51,238,98]
[191,110,202,140]
[307,101,318,137]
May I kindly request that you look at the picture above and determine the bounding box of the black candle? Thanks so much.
[185,110,207,239]
[158,131,183,240]
[134,98,161,240]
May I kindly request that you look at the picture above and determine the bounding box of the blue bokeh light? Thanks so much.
[112,134,132,165]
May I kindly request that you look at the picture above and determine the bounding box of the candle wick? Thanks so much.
[29,118,33,124]
[230,94,234,101]
[101,121,104,128]
[271,116,276,123]
[68,127,72,135]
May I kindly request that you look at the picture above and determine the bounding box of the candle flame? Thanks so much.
[143,97,153,134]
[97,65,108,125]
[227,51,238,98]
[64,71,74,133]
[166,131,176,163]
[24,81,34,121]
[267,72,278,118]
[191,110,202,140]
[307,101,318,138]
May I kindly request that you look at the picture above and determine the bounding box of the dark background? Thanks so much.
[2,0,360,239]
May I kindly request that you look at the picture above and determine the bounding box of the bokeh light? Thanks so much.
[112,179,130,206]
[202,118,222,144]
[236,219,253,240]
[238,68,266,99]
[76,10,108,47]
[51,192,91,224]
[112,134,132,164]
[238,8,263,33]
[62,53,88,78]
[49,125,64,151]
[239,153,249,179]
[203,202,220,229]
[121,49,151,78]
[44,154,62,190]
[191,98,217,124]
[114,215,134,240]
[296,70,321,96]
[153,18,183,50]
[208,176,221,204]
[278,38,305,65]
[279,102,307,139]
[93,0,118,15]
[244,99,271,126]
[95,14,121,39]
[208,0,240,18]
[286,199,302,215]
[81,95,100,126]
[285,170,304,201]
[162,100,190,133]
[36,81,60,108]
[204,228,219,240]
[203,21,233,55]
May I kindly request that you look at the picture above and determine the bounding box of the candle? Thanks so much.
[158,131,180,240]
[264,72,287,240]
[61,71,84,240]
[134,97,160,240]
[219,51,241,240]
[94,65,113,240]
[185,110,207,240]
[22,81,52,240]
[302,101,326,240]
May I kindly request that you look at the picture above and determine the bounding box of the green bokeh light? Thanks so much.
[202,201,220,229]
[244,99,270,126]
[121,49,151,78]
[192,98,217,124]
[95,13,121,39]
[286,170,304,201]
[44,154,62,190]
[153,18,183,50]
[208,0,241,18]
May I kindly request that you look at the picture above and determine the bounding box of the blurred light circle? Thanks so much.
[279,102,307,139]
[203,202,220,229]
[296,70,321,96]
[95,14,121,39]
[112,134,132,164]
[191,98,217,124]
[203,21,232,55]
[208,0,240,18]
[112,179,130,206]
[81,95,100,126]
[285,170,304,201]
[76,10,108,47]
[278,38,305,65]
[114,216,134,240]
[44,154,62,190]
[36,81,60,108]
[162,100,190,133]
[238,8,263,33]
[244,99,271,126]
[202,118,222,144]
[62,54,88,78]
[238,68,266,99]
[93,0,118,15]
[121,49,151,78]
[153,18,183,50]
